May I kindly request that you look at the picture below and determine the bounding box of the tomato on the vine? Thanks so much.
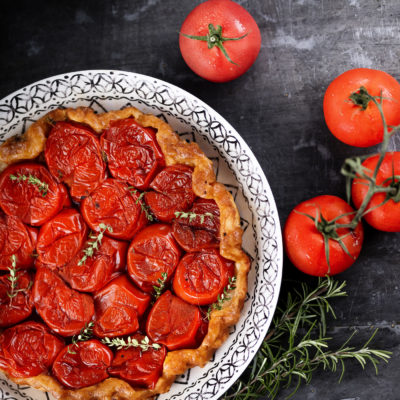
[284,195,364,276]
[352,152,400,232]
[323,68,400,147]
[179,0,261,82]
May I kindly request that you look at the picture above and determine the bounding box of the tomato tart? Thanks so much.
[0,106,250,399]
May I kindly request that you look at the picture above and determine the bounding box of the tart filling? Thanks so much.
[0,107,250,400]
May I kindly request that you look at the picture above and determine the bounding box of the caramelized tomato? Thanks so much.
[60,236,128,292]
[0,270,33,328]
[0,212,37,270]
[93,275,150,338]
[127,224,181,293]
[33,267,94,336]
[146,290,202,350]
[36,209,88,268]
[81,179,147,240]
[0,162,65,226]
[53,340,113,389]
[145,165,196,222]
[108,334,167,389]
[0,321,64,378]
[45,122,106,200]
[101,119,165,189]
[173,249,235,305]
[172,198,220,252]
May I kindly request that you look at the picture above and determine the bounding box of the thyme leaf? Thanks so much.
[9,174,48,197]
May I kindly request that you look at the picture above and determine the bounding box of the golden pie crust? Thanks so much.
[0,107,250,400]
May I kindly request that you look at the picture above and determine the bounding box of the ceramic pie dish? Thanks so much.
[0,70,282,400]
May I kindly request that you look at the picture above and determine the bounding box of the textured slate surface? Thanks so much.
[1,0,399,399]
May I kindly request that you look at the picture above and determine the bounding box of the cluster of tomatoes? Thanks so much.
[284,69,400,276]
[0,117,234,390]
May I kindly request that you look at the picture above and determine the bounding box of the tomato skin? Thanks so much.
[93,275,150,338]
[323,69,400,147]
[284,195,364,276]
[52,340,113,389]
[0,270,33,328]
[173,249,234,305]
[172,198,220,252]
[0,162,64,226]
[81,178,147,240]
[36,209,88,268]
[145,165,196,222]
[33,267,95,337]
[352,152,400,231]
[0,321,64,378]
[45,122,106,200]
[179,0,261,82]
[108,333,167,389]
[127,224,182,293]
[0,212,37,270]
[146,290,202,350]
[101,119,165,190]
[60,236,128,292]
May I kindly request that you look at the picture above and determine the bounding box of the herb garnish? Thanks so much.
[174,211,213,224]
[153,272,168,302]
[67,322,94,354]
[101,336,161,352]
[78,223,113,266]
[207,276,236,319]
[129,188,154,221]
[9,174,48,197]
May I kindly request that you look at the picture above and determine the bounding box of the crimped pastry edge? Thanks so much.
[0,106,251,400]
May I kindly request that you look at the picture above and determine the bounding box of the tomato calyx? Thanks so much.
[349,86,372,111]
[180,23,248,65]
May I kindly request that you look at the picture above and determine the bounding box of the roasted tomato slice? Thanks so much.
[0,212,37,271]
[127,224,181,293]
[173,249,235,305]
[172,198,220,252]
[0,162,65,226]
[53,340,113,389]
[93,275,150,338]
[33,267,94,337]
[0,321,64,378]
[146,290,202,350]
[59,236,128,292]
[36,209,88,268]
[0,270,33,328]
[100,118,165,190]
[108,333,167,389]
[145,165,196,222]
[81,179,147,240]
[45,121,106,200]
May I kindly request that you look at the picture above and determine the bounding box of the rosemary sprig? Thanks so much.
[223,277,391,399]
[101,336,161,352]
[207,276,236,319]
[153,272,168,301]
[174,211,213,224]
[9,174,48,197]
[129,188,154,221]
[67,322,94,354]
[78,223,113,266]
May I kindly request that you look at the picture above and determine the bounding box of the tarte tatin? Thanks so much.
[0,106,250,400]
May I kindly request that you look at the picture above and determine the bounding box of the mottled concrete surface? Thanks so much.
[1,0,400,399]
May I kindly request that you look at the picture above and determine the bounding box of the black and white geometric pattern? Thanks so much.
[0,71,283,400]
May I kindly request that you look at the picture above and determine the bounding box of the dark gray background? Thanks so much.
[1,0,399,399]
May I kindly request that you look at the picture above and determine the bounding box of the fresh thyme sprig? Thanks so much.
[153,272,168,301]
[7,255,18,301]
[174,211,214,224]
[223,277,391,400]
[78,223,113,266]
[67,322,94,354]
[207,276,236,319]
[101,336,161,352]
[9,174,48,197]
[129,188,154,221]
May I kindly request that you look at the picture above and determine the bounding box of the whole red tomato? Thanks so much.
[323,68,400,147]
[352,152,400,232]
[179,0,261,82]
[284,195,364,276]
